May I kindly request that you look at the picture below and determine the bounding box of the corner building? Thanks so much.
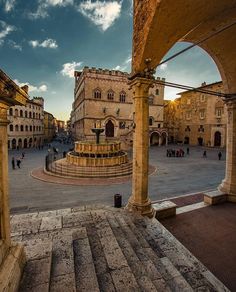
[164,81,226,147]
[71,67,166,147]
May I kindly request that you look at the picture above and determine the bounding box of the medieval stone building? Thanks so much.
[71,67,166,147]
[7,96,45,149]
[164,81,226,147]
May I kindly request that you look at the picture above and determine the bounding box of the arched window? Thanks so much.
[36,113,38,119]
[9,124,13,131]
[25,125,28,131]
[15,125,19,131]
[25,111,28,118]
[33,126,35,131]
[20,125,24,131]
[107,90,114,100]
[15,109,18,117]
[29,112,32,118]
[20,110,23,117]
[9,108,13,116]
[94,89,101,99]
[33,112,35,119]
[39,114,41,119]
[119,92,126,103]
[30,126,32,131]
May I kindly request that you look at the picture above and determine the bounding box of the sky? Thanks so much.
[0,0,221,121]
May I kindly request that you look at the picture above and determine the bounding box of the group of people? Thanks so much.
[166,148,187,157]
[11,152,25,169]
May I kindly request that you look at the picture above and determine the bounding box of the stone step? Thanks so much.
[89,210,140,291]
[72,227,100,291]
[19,238,52,292]
[49,230,77,292]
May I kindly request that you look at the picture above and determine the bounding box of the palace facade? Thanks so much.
[164,81,226,147]
[71,67,167,147]
[7,94,45,149]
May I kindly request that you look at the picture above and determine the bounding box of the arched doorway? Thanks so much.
[161,132,167,145]
[18,139,22,149]
[12,139,16,149]
[150,132,159,146]
[24,138,28,148]
[29,138,32,148]
[105,120,114,137]
[198,137,203,146]
[184,137,190,144]
[214,131,221,147]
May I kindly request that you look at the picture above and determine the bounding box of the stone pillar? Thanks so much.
[0,102,25,291]
[219,97,236,201]
[126,77,155,217]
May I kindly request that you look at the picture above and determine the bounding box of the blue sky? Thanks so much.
[0,0,221,121]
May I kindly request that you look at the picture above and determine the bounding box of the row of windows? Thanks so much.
[9,108,42,119]
[185,108,224,120]
[94,90,126,103]
[9,125,43,132]
[185,125,205,132]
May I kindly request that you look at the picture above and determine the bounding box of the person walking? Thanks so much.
[218,151,222,160]
[11,157,15,170]
[203,150,207,158]
[187,147,189,155]
[16,158,21,168]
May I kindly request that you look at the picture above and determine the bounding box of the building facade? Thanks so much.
[71,67,166,147]
[164,81,226,147]
[44,111,56,143]
[7,96,45,149]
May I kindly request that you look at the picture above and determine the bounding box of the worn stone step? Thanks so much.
[89,210,140,291]
[19,238,52,292]
[49,229,77,292]
[72,227,100,292]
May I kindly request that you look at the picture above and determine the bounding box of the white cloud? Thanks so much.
[78,0,122,31]
[14,79,48,93]
[8,40,22,51]
[113,54,131,71]
[0,21,15,44]
[29,38,58,49]
[159,63,167,70]
[125,56,132,64]
[61,61,83,78]
[28,0,73,19]
[3,0,16,12]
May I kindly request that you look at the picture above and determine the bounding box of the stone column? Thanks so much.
[219,97,236,200]
[126,77,155,217]
[0,101,25,291]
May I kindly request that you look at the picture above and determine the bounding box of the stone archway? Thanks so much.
[24,138,28,148]
[214,131,221,147]
[161,132,167,145]
[29,138,33,148]
[150,132,160,146]
[12,138,16,149]
[18,139,22,149]
[105,120,114,137]
[198,137,203,146]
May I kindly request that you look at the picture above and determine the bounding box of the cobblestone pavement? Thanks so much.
[8,143,226,212]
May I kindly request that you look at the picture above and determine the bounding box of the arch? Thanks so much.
[18,138,22,148]
[184,136,190,145]
[198,137,203,146]
[24,138,28,148]
[119,91,126,103]
[150,132,160,146]
[9,124,13,131]
[107,90,114,100]
[9,108,13,115]
[12,139,17,149]
[214,131,221,147]
[20,125,24,132]
[29,112,32,118]
[161,132,168,145]
[94,88,101,99]
[15,109,18,117]
[29,138,33,148]
[15,125,19,131]
[20,110,23,117]
[25,111,28,118]
[33,112,35,119]
[105,120,114,137]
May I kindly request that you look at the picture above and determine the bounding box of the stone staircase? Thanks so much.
[10,206,229,291]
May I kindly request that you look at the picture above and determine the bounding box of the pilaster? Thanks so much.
[219,96,236,199]
[126,75,155,217]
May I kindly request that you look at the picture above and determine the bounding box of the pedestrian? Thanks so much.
[11,157,15,170]
[218,151,222,160]
[21,152,25,159]
[16,158,21,168]
[187,147,189,155]
[203,150,207,158]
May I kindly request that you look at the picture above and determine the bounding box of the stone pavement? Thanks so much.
[11,205,229,292]
[8,144,226,212]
